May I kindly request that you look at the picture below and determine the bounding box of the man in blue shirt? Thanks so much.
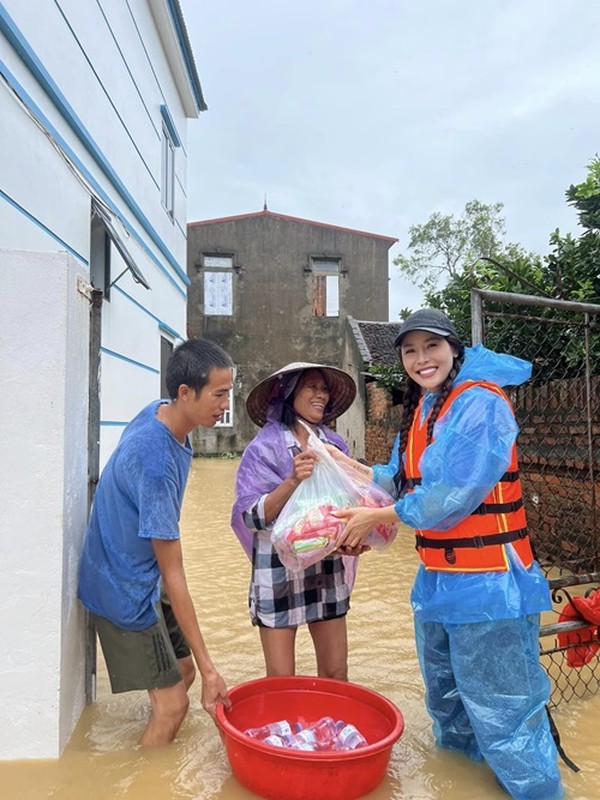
[79,338,234,746]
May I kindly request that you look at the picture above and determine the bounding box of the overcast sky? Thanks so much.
[178,0,600,319]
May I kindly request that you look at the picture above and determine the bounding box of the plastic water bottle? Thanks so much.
[263,734,287,747]
[244,719,298,740]
[288,729,318,750]
[307,716,338,751]
[335,722,368,750]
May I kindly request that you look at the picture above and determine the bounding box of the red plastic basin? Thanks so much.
[217,676,404,800]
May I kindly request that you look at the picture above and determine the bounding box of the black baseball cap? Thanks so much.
[394,309,459,348]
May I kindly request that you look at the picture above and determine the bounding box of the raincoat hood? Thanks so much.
[455,344,532,388]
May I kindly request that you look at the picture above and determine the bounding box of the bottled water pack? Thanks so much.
[243,716,368,752]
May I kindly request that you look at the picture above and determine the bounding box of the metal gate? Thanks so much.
[470,288,600,707]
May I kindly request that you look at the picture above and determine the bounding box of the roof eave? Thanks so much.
[148,0,207,118]
[188,209,397,243]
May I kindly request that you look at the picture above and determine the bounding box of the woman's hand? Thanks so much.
[290,450,317,484]
[335,505,400,549]
[265,450,318,524]
[337,543,371,557]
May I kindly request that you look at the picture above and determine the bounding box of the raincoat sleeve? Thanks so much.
[231,426,291,559]
[397,387,519,531]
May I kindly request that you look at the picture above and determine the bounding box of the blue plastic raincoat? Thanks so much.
[373,345,564,800]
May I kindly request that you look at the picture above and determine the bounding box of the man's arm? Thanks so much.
[152,538,231,719]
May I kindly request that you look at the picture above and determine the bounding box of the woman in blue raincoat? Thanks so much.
[231,362,358,681]
[333,309,564,800]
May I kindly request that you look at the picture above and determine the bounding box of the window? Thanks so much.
[204,255,233,269]
[203,254,233,316]
[160,105,181,221]
[160,335,174,398]
[90,199,150,298]
[161,124,175,219]
[214,389,234,427]
[310,257,340,317]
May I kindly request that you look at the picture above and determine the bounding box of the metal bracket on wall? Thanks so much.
[77,275,94,301]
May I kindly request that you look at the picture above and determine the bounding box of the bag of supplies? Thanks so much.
[271,423,397,570]
[334,459,398,550]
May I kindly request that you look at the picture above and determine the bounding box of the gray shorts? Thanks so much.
[91,599,191,694]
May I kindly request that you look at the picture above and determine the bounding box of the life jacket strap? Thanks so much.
[415,527,529,550]
[500,469,520,482]
[406,473,518,490]
[471,498,524,515]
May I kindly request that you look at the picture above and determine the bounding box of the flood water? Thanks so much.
[2,457,599,800]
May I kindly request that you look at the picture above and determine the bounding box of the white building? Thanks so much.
[0,0,204,759]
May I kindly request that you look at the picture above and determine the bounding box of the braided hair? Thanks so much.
[393,335,465,494]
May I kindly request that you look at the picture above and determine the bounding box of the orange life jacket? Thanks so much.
[405,380,534,572]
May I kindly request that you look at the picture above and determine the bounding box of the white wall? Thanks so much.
[0,251,89,758]
[1,0,195,460]
[0,0,201,758]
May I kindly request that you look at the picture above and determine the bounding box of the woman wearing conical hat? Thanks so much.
[231,362,359,679]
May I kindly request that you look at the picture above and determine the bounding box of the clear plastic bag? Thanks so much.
[271,424,397,570]
[334,458,398,550]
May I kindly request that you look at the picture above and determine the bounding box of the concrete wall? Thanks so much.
[0,251,89,758]
[187,212,394,454]
[338,323,368,459]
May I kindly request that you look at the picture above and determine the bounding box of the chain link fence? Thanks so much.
[471,289,600,707]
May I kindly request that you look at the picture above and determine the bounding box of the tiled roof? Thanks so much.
[354,320,402,366]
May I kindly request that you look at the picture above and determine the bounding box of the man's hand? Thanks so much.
[201,668,231,721]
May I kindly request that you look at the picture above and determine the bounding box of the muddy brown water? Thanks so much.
[2,458,598,799]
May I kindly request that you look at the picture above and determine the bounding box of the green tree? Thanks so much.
[423,235,600,382]
[393,163,600,383]
[566,154,600,232]
[544,229,600,304]
[394,199,506,293]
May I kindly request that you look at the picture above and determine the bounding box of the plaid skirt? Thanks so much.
[249,531,351,628]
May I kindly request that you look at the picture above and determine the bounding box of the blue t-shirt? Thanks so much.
[78,401,193,630]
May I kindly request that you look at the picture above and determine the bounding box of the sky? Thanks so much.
[178,0,600,320]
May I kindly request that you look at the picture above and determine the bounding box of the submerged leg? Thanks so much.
[448,615,564,800]
[415,617,482,761]
[141,681,189,747]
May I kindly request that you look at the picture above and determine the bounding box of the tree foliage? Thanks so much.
[394,200,506,292]
[367,363,403,392]
[566,154,600,232]
[395,162,600,382]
